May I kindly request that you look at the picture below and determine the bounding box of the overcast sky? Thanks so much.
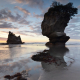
[0,0,80,43]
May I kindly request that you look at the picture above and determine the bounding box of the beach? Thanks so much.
[0,43,80,80]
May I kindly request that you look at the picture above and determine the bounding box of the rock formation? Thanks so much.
[41,2,77,45]
[7,31,24,44]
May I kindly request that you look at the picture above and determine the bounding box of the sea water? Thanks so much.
[0,43,80,80]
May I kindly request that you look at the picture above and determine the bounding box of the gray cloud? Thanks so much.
[69,17,80,23]
[34,25,42,35]
[55,0,69,4]
[33,13,44,19]
[0,8,30,25]
[66,15,80,38]
[15,6,30,17]
[65,23,80,39]
[0,9,20,21]
[0,37,7,41]
[16,31,35,37]
[0,21,18,29]
[41,7,49,14]
[18,18,30,25]
[33,8,49,19]
[23,25,42,35]
[78,5,80,9]
[15,0,44,9]
[75,14,80,17]
[17,24,42,36]
[28,25,34,30]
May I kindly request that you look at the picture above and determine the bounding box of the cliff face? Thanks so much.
[41,8,70,45]
[7,31,24,44]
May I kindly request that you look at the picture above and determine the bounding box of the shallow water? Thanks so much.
[0,43,80,80]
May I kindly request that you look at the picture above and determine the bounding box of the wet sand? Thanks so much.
[0,43,80,80]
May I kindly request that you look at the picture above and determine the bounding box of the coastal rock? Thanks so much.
[41,11,70,37]
[7,31,24,44]
[41,2,77,45]
[41,8,70,45]
[49,32,70,45]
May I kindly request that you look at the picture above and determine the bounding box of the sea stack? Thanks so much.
[7,31,24,44]
[41,1,77,46]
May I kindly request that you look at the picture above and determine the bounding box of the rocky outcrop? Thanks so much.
[7,31,24,44]
[41,2,77,45]
[48,32,70,45]
[41,8,70,45]
[41,10,70,45]
[41,10,70,37]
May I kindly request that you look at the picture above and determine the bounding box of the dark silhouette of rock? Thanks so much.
[4,72,28,80]
[4,75,12,80]
[7,31,24,44]
[41,1,77,45]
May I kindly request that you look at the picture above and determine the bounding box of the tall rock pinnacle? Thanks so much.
[41,1,77,45]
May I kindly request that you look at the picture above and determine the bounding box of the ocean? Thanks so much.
[0,43,80,80]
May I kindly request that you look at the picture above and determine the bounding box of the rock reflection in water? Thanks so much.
[32,46,69,66]
[41,46,69,71]
[32,45,75,80]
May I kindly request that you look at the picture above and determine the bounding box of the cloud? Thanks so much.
[69,17,80,23]
[41,7,49,14]
[55,0,69,4]
[78,5,80,9]
[28,25,34,30]
[75,14,80,17]
[16,31,35,37]
[15,0,44,8]
[15,6,30,17]
[33,7,49,19]
[18,18,30,25]
[33,13,44,19]
[0,21,18,29]
[0,8,30,25]
[24,25,42,35]
[0,9,20,21]
[17,24,41,36]
[0,37,7,41]
[65,23,80,39]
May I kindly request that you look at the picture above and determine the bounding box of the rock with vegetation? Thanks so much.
[7,31,24,44]
[41,1,77,45]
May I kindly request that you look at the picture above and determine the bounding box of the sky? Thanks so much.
[0,0,80,43]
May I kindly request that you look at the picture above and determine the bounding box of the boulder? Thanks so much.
[7,31,24,44]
